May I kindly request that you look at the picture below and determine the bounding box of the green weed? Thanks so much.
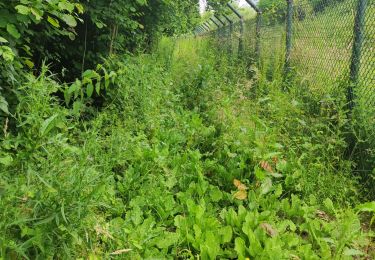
[0,36,374,259]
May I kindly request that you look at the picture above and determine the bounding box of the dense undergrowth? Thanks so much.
[1,37,374,259]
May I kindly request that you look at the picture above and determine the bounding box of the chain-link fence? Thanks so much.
[194,0,375,189]
[198,0,374,108]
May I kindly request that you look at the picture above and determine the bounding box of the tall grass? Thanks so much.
[0,35,374,259]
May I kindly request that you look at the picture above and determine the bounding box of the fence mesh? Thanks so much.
[292,0,355,95]
[200,0,374,106]
[361,0,375,105]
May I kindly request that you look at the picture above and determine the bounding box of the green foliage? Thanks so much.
[0,0,200,140]
[2,0,373,258]
[1,36,374,259]
[258,0,287,24]
[0,0,82,65]
[0,0,82,123]
[309,0,344,12]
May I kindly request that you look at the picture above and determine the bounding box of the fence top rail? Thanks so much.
[214,14,226,26]
[223,14,233,24]
[210,17,221,28]
[244,0,261,14]
[227,3,243,20]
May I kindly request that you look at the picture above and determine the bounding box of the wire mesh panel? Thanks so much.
[232,21,243,55]
[292,0,356,96]
[258,20,286,80]
[195,0,374,192]
[359,0,375,106]
[199,0,374,105]
[243,19,257,58]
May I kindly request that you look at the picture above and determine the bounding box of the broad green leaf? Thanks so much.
[0,96,9,114]
[260,177,272,195]
[323,198,335,215]
[0,155,13,166]
[95,22,104,29]
[72,101,82,115]
[242,226,261,257]
[0,46,15,62]
[30,8,43,20]
[64,89,72,105]
[95,82,101,95]
[234,237,246,260]
[75,3,84,14]
[255,166,266,180]
[68,83,77,94]
[104,72,110,88]
[87,83,94,97]
[201,232,220,260]
[6,24,21,39]
[40,114,59,136]
[68,32,76,40]
[58,2,75,12]
[24,59,34,68]
[220,226,232,243]
[83,70,98,79]
[210,186,223,202]
[155,232,179,249]
[356,201,375,213]
[15,5,30,15]
[47,16,60,28]
[136,0,148,5]
[0,37,8,43]
[62,14,77,27]
[343,248,364,256]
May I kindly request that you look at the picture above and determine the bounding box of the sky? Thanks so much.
[199,0,255,13]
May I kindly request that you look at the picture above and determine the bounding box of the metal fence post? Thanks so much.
[285,0,293,76]
[348,0,367,110]
[210,18,221,38]
[255,12,262,65]
[239,18,244,57]
[223,14,233,55]
[204,23,211,31]
[214,15,226,42]
[214,15,226,27]
[227,3,244,58]
[245,0,261,63]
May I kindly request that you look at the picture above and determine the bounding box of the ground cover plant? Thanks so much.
[1,35,374,259]
[1,0,375,259]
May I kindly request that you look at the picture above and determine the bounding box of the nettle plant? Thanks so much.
[0,0,83,120]
[0,0,83,67]
[63,63,117,114]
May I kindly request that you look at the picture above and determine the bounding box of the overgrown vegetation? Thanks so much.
[1,35,374,258]
[1,0,374,259]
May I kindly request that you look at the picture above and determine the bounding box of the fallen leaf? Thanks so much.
[110,249,132,255]
[316,210,330,221]
[233,179,248,191]
[94,225,114,240]
[260,161,274,173]
[234,190,247,200]
[290,254,301,260]
[233,179,241,187]
[260,223,277,237]
[272,157,279,164]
